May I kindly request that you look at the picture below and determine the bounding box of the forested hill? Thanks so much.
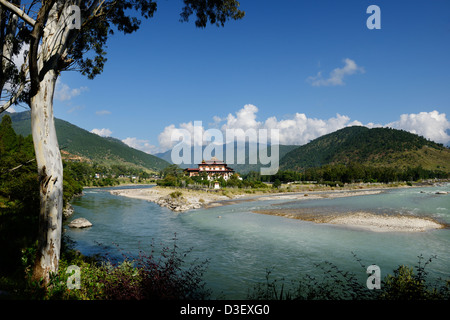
[3,111,169,172]
[280,126,450,172]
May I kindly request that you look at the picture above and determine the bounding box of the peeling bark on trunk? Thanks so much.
[30,69,63,285]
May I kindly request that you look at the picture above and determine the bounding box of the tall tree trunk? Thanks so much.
[30,69,63,285]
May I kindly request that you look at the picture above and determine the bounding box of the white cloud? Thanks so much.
[155,106,450,152]
[67,105,84,113]
[386,110,450,145]
[157,105,359,151]
[12,45,28,68]
[263,113,357,145]
[221,104,261,131]
[122,137,158,154]
[96,110,111,116]
[91,128,112,137]
[308,58,365,87]
[55,79,88,101]
[158,121,206,151]
[4,105,17,113]
[219,104,354,145]
[1,46,28,101]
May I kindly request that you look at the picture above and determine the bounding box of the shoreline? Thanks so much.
[109,183,448,232]
[108,185,389,211]
[109,186,235,212]
[253,209,446,233]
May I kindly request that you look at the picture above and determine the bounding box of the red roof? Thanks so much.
[185,157,235,173]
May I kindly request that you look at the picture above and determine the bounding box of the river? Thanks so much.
[66,183,450,299]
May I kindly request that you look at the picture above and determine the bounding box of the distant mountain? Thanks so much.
[155,143,298,174]
[3,111,169,172]
[280,126,450,172]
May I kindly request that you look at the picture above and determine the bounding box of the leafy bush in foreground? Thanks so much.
[21,236,210,300]
[380,255,449,300]
[7,243,448,301]
[248,255,450,300]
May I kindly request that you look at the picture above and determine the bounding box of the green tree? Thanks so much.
[162,164,184,179]
[0,0,245,286]
[272,179,281,189]
[0,118,39,277]
[226,173,242,188]
[0,114,17,153]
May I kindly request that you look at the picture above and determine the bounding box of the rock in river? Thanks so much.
[68,218,92,228]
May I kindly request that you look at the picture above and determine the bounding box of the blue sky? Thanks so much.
[32,0,450,153]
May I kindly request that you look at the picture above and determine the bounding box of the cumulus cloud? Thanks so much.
[263,113,361,145]
[217,104,356,145]
[91,128,112,137]
[221,104,261,131]
[122,137,158,154]
[155,105,450,152]
[308,58,365,87]
[55,79,88,101]
[156,105,361,151]
[158,121,206,151]
[386,110,450,145]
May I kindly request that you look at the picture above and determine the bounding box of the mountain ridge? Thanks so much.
[280,126,450,172]
[3,111,169,172]
[5,110,448,175]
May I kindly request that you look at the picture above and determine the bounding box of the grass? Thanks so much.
[169,191,183,199]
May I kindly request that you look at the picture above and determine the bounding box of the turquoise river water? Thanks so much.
[66,183,450,299]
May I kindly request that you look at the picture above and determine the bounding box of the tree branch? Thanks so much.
[1,57,29,114]
[0,53,15,65]
[0,0,36,26]
[3,158,35,174]
[0,79,26,113]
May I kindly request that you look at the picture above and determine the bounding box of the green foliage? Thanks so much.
[169,191,183,199]
[248,254,449,301]
[0,115,40,277]
[272,179,281,189]
[0,115,17,154]
[161,164,184,179]
[381,255,450,300]
[180,0,245,28]
[25,237,211,300]
[0,118,84,278]
[244,163,448,186]
[157,175,179,187]
[63,168,84,205]
[280,126,450,172]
